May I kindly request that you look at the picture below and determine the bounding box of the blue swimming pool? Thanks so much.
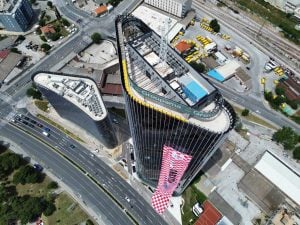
[207,69,225,82]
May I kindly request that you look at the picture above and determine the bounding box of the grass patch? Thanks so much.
[37,114,85,143]
[182,185,207,225]
[43,192,90,225]
[16,176,52,197]
[233,106,277,130]
[235,0,300,44]
[34,100,49,112]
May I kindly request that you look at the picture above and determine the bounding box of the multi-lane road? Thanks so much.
[4,112,169,225]
[0,123,133,225]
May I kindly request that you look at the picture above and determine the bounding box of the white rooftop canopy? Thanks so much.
[255,151,300,206]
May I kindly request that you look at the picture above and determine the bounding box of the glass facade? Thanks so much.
[33,73,118,149]
[116,16,236,195]
[124,91,235,195]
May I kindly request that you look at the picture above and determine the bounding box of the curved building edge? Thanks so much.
[31,71,118,149]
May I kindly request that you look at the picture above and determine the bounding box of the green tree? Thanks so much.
[293,146,300,160]
[36,27,42,35]
[264,91,273,102]
[273,126,299,150]
[0,152,26,178]
[190,62,206,73]
[241,108,250,116]
[10,48,21,54]
[209,19,221,32]
[39,19,46,26]
[86,219,95,225]
[12,196,47,224]
[26,87,42,100]
[30,0,36,4]
[275,87,285,96]
[40,35,47,42]
[61,18,70,27]
[43,201,56,216]
[91,33,101,44]
[41,43,52,52]
[47,181,58,189]
[47,1,53,8]
[47,32,60,41]
[13,165,43,185]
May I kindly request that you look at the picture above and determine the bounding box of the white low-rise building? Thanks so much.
[144,0,192,18]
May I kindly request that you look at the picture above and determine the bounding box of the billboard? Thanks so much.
[151,145,192,214]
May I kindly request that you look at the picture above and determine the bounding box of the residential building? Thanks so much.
[144,0,192,18]
[0,0,34,32]
[32,72,118,149]
[116,16,236,197]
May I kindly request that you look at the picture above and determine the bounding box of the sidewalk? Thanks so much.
[0,136,105,225]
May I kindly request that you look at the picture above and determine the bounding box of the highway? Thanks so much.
[0,123,134,225]
[5,112,168,225]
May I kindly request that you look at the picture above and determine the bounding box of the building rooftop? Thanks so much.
[255,151,300,206]
[33,73,107,121]
[117,15,235,133]
[0,0,21,13]
[0,52,22,82]
[127,32,214,107]
[175,41,192,54]
[94,5,107,15]
[194,201,222,225]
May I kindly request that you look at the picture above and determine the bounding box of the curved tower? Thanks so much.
[116,16,236,196]
[32,72,118,149]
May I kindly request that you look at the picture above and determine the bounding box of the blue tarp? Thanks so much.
[183,81,207,103]
[207,69,225,82]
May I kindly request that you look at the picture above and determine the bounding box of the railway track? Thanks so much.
[193,0,300,72]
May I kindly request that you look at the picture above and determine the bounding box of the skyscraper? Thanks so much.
[116,16,236,196]
[32,72,118,149]
[0,0,34,32]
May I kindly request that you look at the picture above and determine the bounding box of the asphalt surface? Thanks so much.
[0,123,133,225]
[6,112,168,225]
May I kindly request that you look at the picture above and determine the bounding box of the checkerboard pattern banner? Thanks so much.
[151,145,192,214]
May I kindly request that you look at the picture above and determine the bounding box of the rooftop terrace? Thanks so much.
[127,31,216,107]
[117,15,235,133]
[33,73,107,121]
